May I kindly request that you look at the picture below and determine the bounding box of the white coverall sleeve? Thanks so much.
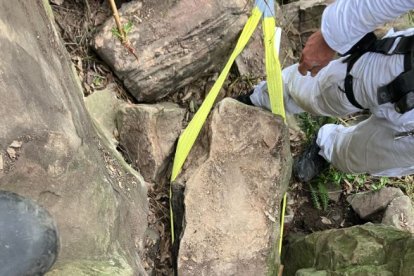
[321,0,414,54]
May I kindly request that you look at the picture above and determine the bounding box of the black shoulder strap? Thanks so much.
[371,35,414,55]
[344,74,364,109]
[343,33,414,111]
[343,32,377,56]
[341,33,377,110]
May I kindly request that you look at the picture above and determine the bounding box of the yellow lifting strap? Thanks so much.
[170,0,288,257]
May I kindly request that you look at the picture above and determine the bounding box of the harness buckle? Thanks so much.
[395,91,414,114]
[377,69,414,113]
[394,128,414,140]
[377,85,393,104]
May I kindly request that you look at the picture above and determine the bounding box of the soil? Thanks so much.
[286,181,364,234]
[51,1,366,275]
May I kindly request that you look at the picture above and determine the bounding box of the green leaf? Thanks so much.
[123,21,133,34]
[111,27,122,39]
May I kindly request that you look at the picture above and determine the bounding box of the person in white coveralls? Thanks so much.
[238,0,414,182]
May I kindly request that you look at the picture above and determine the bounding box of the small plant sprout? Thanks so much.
[108,0,139,61]
[92,75,105,87]
[111,21,134,41]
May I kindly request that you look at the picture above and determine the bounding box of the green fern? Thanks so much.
[318,182,329,211]
[310,184,322,210]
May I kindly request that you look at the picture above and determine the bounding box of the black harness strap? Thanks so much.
[394,50,414,113]
[344,74,364,109]
[343,32,414,113]
[342,33,377,110]
[373,35,414,55]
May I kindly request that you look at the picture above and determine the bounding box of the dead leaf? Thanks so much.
[321,216,332,225]
[51,0,64,5]
[113,128,119,139]
[72,56,83,71]
[181,91,193,102]
[289,129,303,142]
[264,211,276,223]
[7,148,16,159]
[285,48,296,59]
[400,213,408,227]
[344,179,353,194]
[83,83,92,95]
[340,219,346,227]
[10,140,22,148]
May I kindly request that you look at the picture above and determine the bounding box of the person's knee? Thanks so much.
[317,124,359,173]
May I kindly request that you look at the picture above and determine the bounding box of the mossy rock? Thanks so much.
[296,268,328,276]
[283,224,414,276]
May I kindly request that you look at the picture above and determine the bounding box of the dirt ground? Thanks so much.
[287,181,364,234]
[51,0,369,275]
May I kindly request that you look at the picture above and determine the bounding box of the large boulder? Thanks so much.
[282,223,414,276]
[116,102,186,183]
[93,0,249,102]
[172,98,292,275]
[0,1,148,275]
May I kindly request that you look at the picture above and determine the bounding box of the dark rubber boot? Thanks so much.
[0,191,59,276]
[293,137,329,182]
[235,89,254,106]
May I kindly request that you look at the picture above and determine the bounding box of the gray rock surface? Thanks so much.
[283,224,414,276]
[326,182,342,203]
[235,30,266,77]
[84,85,150,187]
[93,0,249,102]
[347,187,404,219]
[0,1,148,274]
[173,98,292,275]
[84,84,124,148]
[382,195,414,233]
[117,103,185,183]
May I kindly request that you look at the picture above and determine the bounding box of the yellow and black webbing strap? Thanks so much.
[260,1,288,257]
